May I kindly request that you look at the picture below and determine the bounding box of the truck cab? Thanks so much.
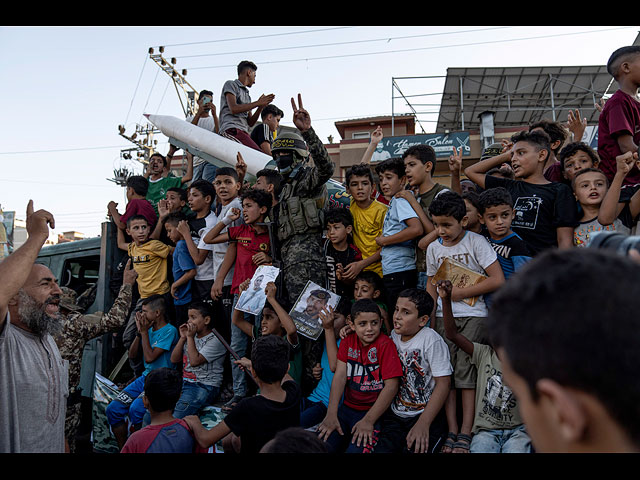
[36,221,129,392]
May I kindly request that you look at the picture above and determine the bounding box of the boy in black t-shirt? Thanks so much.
[184,335,300,454]
[464,130,579,255]
[323,207,362,300]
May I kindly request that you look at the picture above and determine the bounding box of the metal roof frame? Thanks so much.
[433,65,612,133]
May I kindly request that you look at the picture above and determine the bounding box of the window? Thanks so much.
[352,132,371,140]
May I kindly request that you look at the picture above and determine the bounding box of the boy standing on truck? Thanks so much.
[118,214,174,376]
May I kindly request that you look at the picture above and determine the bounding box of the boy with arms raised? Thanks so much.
[203,187,272,408]
[342,163,388,280]
[316,298,403,453]
[425,191,505,453]
[149,187,189,244]
[169,302,226,419]
[184,335,301,454]
[573,152,640,247]
[373,288,452,454]
[232,280,301,385]
[106,295,178,450]
[488,248,640,453]
[118,214,174,375]
[464,130,579,255]
[374,158,424,315]
[438,280,531,453]
[108,175,157,231]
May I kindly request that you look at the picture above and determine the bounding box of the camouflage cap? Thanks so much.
[480,143,503,161]
[60,286,83,312]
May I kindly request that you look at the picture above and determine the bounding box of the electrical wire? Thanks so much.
[175,26,513,59]
[155,26,355,48]
[186,26,634,70]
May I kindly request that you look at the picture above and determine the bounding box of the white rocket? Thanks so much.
[143,113,273,176]
[145,113,352,208]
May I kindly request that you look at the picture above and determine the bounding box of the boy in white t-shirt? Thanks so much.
[373,288,452,454]
[425,190,505,453]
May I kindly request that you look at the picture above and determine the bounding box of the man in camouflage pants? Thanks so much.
[55,260,137,452]
[272,94,334,396]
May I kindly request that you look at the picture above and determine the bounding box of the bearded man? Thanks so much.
[0,201,69,453]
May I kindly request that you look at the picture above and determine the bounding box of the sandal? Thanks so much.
[221,395,244,412]
[452,433,471,453]
[441,432,457,453]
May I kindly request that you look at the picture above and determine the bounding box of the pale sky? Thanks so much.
[1,25,637,237]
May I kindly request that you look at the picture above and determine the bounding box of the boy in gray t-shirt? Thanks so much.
[438,279,532,453]
[218,60,275,150]
[170,302,226,419]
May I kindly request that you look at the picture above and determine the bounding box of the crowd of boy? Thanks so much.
[4,48,640,454]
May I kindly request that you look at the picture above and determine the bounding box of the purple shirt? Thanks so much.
[598,89,640,186]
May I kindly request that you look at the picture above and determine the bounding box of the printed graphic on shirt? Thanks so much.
[480,368,517,424]
[512,196,542,230]
[394,349,429,412]
[346,346,383,393]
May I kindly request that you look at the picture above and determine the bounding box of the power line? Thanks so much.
[0,145,130,154]
[156,27,355,48]
[175,26,513,59]
[0,179,116,188]
[187,26,634,70]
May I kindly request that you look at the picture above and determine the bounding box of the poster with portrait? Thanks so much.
[290,280,341,341]
[235,265,280,316]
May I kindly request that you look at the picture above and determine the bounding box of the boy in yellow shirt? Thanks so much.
[117,214,174,375]
[341,163,388,281]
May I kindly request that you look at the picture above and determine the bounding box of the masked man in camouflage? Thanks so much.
[271,94,334,395]
[55,260,137,452]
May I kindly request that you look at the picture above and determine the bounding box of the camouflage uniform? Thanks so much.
[55,283,133,453]
[273,127,334,396]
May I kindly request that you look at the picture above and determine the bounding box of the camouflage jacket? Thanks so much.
[274,127,335,263]
[55,283,133,393]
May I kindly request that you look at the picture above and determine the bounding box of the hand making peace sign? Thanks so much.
[291,93,311,133]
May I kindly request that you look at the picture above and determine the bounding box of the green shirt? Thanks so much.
[470,343,523,433]
[146,176,184,213]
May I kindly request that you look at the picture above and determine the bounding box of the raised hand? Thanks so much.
[615,151,639,177]
[436,280,453,299]
[26,200,55,242]
[122,259,138,286]
[567,109,587,142]
[291,94,311,132]
[371,126,383,145]
[448,147,463,173]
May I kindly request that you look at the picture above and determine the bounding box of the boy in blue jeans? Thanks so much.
[316,298,403,453]
[374,158,424,316]
[438,279,531,453]
[106,295,178,450]
[169,302,226,419]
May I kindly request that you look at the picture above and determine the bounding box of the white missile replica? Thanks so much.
[143,113,273,176]
[144,113,352,208]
